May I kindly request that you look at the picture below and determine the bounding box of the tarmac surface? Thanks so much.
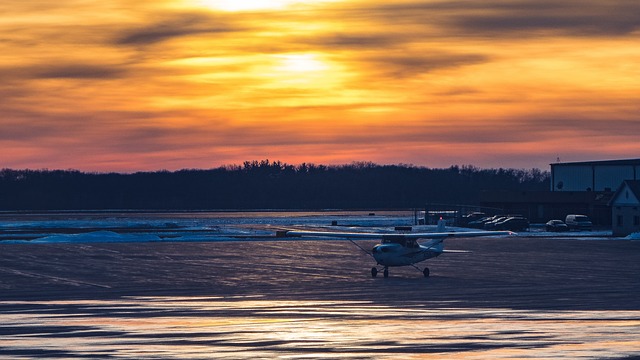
[2,237,640,359]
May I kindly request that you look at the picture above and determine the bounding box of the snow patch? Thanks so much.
[625,232,640,240]
[27,231,162,244]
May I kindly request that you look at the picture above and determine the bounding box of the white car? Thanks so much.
[565,214,592,231]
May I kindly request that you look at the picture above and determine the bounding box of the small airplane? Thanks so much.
[279,220,513,278]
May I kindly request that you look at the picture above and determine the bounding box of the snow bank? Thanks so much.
[10,231,163,244]
[625,232,640,240]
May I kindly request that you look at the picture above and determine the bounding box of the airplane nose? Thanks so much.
[372,245,389,253]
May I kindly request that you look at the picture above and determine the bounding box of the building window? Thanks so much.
[635,216,640,226]
[617,215,624,227]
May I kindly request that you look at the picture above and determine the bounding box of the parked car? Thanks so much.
[483,216,509,230]
[565,214,592,231]
[484,215,524,230]
[468,215,498,229]
[460,212,486,227]
[545,219,569,232]
[493,216,530,231]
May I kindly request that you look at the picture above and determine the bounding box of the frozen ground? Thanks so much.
[0,210,622,244]
[1,211,640,359]
[0,210,421,244]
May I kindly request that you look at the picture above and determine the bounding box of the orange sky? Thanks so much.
[2,0,639,172]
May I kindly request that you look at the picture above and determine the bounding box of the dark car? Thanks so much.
[483,216,509,230]
[546,220,569,232]
[460,212,486,227]
[493,216,529,231]
[468,215,498,229]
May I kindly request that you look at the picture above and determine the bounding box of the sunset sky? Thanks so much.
[2,0,639,172]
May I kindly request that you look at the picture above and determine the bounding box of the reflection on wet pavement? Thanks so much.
[2,296,639,359]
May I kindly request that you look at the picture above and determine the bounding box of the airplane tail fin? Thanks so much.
[425,218,447,252]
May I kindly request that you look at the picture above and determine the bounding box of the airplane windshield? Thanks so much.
[381,238,419,248]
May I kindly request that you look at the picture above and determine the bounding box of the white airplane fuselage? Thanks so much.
[372,242,441,267]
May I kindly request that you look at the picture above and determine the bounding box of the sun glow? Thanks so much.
[276,54,328,73]
[195,0,300,11]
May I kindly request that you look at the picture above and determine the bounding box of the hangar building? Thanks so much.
[550,158,640,192]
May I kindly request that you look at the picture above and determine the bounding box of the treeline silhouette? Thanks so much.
[0,160,549,210]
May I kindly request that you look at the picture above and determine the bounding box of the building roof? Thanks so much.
[628,180,640,196]
[608,180,640,206]
[550,158,640,167]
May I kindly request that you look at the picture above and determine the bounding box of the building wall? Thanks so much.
[610,181,640,236]
[551,161,640,192]
[595,166,636,192]
[552,165,593,191]
[612,205,640,237]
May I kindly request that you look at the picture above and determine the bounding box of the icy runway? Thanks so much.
[2,296,640,359]
[1,212,640,359]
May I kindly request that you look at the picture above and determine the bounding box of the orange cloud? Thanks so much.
[1,0,639,172]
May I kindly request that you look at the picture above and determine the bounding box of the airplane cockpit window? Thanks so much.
[382,238,418,247]
[379,237,420,247]
[382,237,404,244]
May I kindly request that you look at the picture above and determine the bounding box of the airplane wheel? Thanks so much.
[383,268,389,278]
[371,267,378,278]
[423,268,430,278]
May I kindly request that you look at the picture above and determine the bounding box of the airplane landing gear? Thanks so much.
[409,264,430,278]
[371,266,389,278]
[372,266,427,278]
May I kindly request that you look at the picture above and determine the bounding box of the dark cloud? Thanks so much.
[116,13,243,45]
[0,63,127,82]
[0,108,172,143]
[0,108,94,141]
[513,116,640,136]
[362,0,640,37]
[271,114,640,148]
[465,0,640,36]
[367,52,489,77]
[33,64,126,79]
[301,32,490,77]
[0,117,59,141]
[313,34,402,49]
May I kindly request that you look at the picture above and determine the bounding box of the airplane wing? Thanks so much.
[411,230,514,239]
[281,229,513,240]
